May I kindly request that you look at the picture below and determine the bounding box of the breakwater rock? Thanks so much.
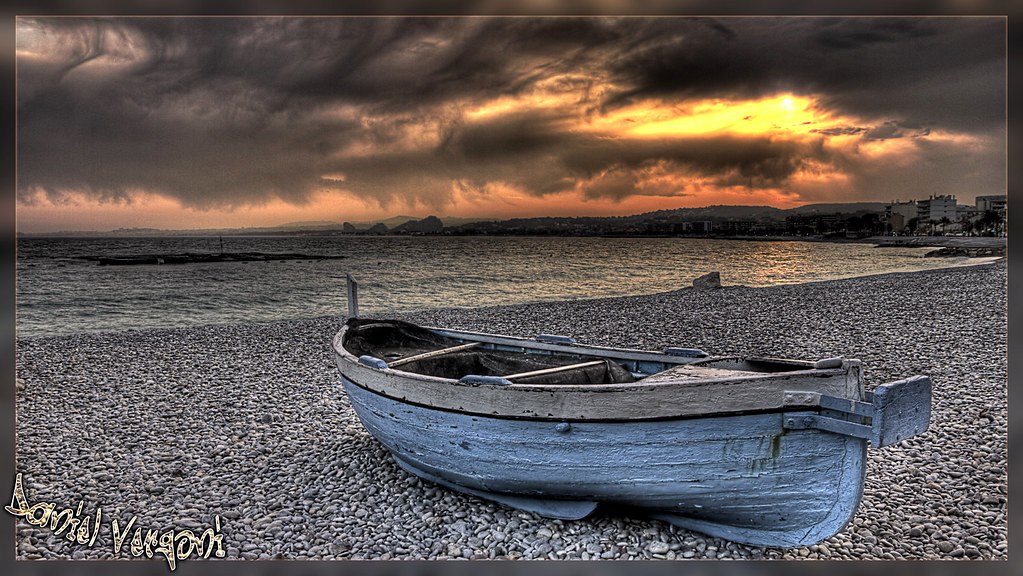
[79,252,345,266]
[924,246,1004,258]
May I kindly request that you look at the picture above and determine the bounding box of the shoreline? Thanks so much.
[698,234,1005,247]
[13,260,1007,560]
[662,234,1006,256]
[14,256,1005,341]
[17,231,1008,260]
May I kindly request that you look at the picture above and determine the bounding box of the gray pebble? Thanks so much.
[649,541,671,554]
[11,261,1007,561]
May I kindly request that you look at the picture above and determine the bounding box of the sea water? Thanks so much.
[15,235,986,337]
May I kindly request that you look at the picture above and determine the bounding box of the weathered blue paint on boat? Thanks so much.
[331,308,931,549]
[341,377,866,547]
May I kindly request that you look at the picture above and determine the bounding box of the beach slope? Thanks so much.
[13,260,1006,560]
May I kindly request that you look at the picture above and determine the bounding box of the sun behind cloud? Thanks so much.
[14,17,1006,232]
[592,94,832,139]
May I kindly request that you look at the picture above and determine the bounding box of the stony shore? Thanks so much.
[13,259,1007,562]
[712,234,1006,257]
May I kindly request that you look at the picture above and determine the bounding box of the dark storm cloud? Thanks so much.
[440,111,573,161]
[604,17,1004,131]
[556,134,815,185]
[17,17,631,208]
[16,16,1005,210]
[812,126,866,137]
[433,108,822,199]
[808,17,937,50]
[863,121,908,140]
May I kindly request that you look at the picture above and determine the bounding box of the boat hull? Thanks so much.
[341,375,867,548]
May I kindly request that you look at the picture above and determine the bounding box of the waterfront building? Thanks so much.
[917,195,957,224]
[717,220,755,233]
[957,204,979,221]
[974,194,1007,236]
[885,200,919,234]
[976,195,1006,214]
[678,221,714,233]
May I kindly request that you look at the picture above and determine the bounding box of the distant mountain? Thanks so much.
[373,215,419,228]
[392,215,444,233]
[276,220,343,229]
[785,202,887,215]
[18,202,891,237]
[622,203,882,221]
[432,216,483,227]
[633,205,787,221]
[343,215,483,230]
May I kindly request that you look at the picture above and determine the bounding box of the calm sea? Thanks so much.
[15,235,987,337]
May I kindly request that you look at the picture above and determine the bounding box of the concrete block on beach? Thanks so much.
[692,271,721,290]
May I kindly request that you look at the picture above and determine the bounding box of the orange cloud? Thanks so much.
[18,86,979,232]
[16,18,1005,232]
[16,189,377,233]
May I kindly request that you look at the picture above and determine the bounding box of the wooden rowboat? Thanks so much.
[332,276,931,548]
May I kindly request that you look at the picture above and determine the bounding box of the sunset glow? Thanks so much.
[15,17,1005,232]
[599,94,822,138]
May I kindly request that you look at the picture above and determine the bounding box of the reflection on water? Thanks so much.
[16,236,988,337]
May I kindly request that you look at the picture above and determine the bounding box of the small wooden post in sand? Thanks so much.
[346,274,359,319]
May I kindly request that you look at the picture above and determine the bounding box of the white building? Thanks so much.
[681,221,714,233]
[957,204,978,220]
[885,200,918,220]
[917,195,957,223]
[976,195,1006,214]
[885,200,919,233]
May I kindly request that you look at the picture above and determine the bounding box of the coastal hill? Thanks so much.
[14,201,979,239]
[787,202,887,214]
[15,203,896,237]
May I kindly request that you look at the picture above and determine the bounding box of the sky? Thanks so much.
[15,16,1006,232]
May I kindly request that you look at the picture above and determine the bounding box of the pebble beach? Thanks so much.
[12,259,1007,562]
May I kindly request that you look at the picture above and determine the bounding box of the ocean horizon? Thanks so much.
[16,235,993,338]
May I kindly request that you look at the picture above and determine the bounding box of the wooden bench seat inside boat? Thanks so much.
[641,357,813,384]
[343,318,635,385]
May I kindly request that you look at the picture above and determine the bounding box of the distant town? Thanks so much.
[18,195,1006,240]
[422,194,1007,239]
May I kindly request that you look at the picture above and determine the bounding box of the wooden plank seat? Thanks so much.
[387,342,483,368]
[503,360,608,381]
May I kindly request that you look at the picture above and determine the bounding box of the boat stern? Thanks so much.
[782,375,932,448]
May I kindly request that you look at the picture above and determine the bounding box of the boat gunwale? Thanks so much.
[331,321,845,395]
[332,321,864,421]
[339,372,837,424]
